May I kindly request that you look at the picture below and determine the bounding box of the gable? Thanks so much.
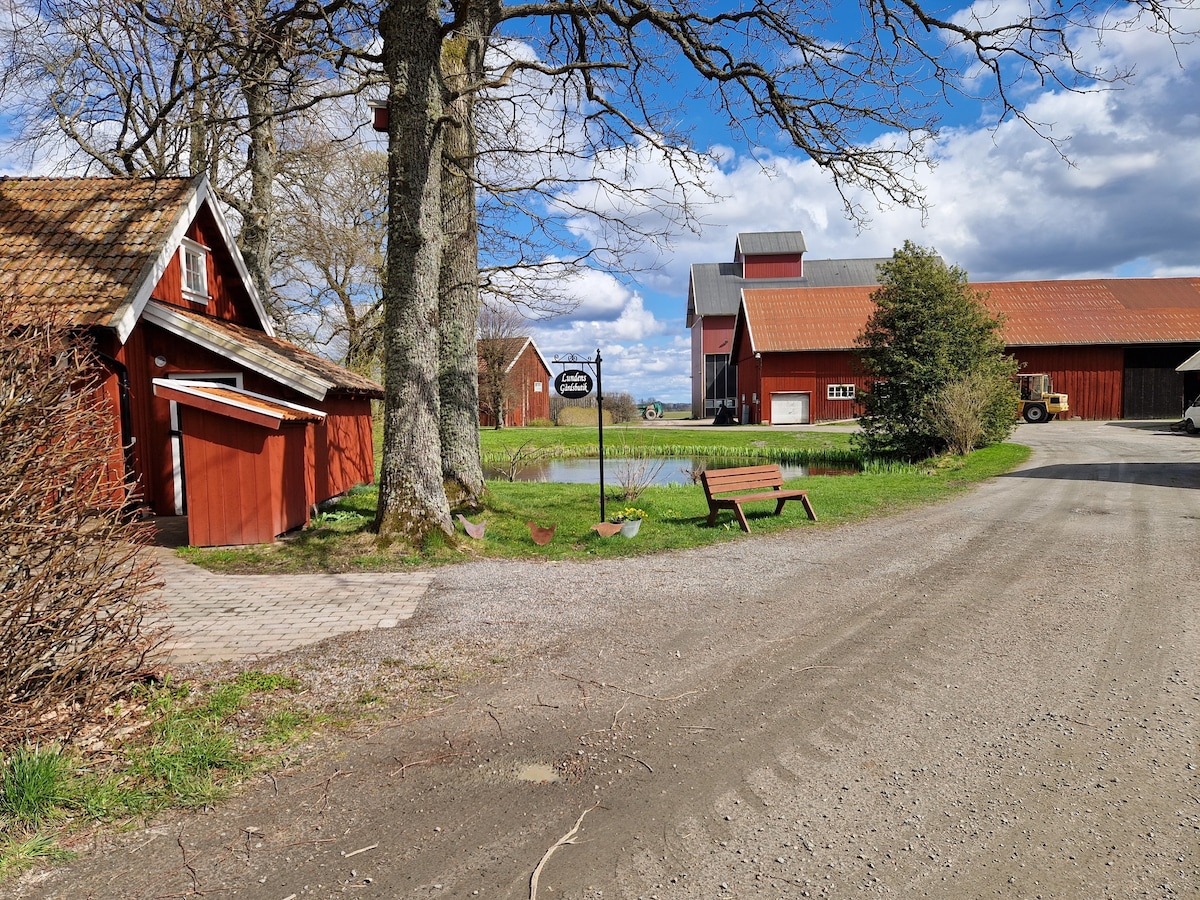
[0,175,272,343]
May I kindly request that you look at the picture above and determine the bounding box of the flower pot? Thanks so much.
[619,519,641,538]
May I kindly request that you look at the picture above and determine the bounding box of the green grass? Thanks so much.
[181,433,1031,573]
[0,670,311,880]
[1,746,72,828]
[480,423,860,464]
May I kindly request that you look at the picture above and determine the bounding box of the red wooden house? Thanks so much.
[729,278,1200,424]
[0,174,383,546]
[477,336,551,427]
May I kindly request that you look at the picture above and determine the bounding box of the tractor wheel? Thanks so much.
[1023,404,1047,423]
[643,406,660,420]
[1187,418,1198,435]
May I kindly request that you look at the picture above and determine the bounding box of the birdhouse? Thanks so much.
[368,100,389,133]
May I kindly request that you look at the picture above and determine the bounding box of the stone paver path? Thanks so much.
[147,549,433,665]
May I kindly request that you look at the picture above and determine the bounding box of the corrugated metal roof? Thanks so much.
[0,176,197,327]
[689,257,887,320]
[739,277,1200,353]
[735,231,807,257]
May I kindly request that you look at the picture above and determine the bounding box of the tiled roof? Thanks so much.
[0,176,196,326]
[478,337,529,372]
[739,278,1200,352]
[478,336,551,374]
[160,305,384,397]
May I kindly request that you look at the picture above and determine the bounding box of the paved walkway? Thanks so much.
[146,540,434,665]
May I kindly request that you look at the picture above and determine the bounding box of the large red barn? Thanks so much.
[729,278,1200,424]
[1,175,383,546]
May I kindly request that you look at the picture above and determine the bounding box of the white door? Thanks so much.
[771,392,810,425]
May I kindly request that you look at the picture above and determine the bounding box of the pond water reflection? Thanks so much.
[484,457,857,485]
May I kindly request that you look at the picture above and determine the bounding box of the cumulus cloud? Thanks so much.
[525,9,1200,403]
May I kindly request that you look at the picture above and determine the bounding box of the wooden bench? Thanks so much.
[700,464,817,533]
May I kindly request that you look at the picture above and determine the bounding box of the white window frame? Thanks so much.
[180,237,211,304]
[827,383,857,400]
[534,381,543,393]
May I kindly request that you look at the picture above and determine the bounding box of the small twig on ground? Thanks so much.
[389,751,463,777]
[341,843,378,859]
[487,709,504,737]
[535,695,559,708]
[622,754,653,773]
[677,725,716,731]
[293,769,353,794]
[529,804,602,900]
[558,673,701,703]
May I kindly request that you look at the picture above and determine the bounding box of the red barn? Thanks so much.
[729,278,1200,424]
[687,232,887,418]
[477,336,551,427]
[1,175,383,546]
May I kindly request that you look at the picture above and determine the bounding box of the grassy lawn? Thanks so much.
[181,427,1030,573]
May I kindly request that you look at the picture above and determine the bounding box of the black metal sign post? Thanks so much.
[552,350,605,522]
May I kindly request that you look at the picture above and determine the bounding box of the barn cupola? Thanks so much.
[734,231,806,279]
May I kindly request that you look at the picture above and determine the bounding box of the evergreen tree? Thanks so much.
[855,242,1018,459]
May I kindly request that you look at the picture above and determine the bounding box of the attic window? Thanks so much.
[180,238,210,304]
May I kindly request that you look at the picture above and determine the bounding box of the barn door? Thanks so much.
[167,372,242,514]
[771,392,811,425]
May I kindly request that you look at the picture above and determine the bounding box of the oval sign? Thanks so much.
[554,369,594,399]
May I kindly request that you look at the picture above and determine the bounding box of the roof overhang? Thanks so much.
[1178,349,1200,371]
[111,174,274,344]
[153,378,324,430]
[144,301,334,400]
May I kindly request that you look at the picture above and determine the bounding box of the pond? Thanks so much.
[483,456,858,485]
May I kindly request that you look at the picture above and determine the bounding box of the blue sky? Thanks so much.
[515,7,1200,404]
[4,4,1197,406]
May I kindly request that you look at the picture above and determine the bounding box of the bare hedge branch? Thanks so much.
[0,302,166,750]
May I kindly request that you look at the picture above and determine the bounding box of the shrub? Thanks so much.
[925,372,1019,455]
[0,302,165,750]
[556,405,613,426]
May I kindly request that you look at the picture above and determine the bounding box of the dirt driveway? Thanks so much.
[15,421,1200,899]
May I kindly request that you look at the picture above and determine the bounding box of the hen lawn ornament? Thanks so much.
[457,514,486,539]
[526,521,556,545]
[590,522,623,537]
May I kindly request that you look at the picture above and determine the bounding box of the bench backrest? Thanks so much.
[701,464,785,495]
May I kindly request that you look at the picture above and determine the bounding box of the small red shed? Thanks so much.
[0,174,384,546]
[478,336,552,427]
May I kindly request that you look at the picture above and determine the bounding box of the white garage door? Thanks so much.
[771,392,810,425]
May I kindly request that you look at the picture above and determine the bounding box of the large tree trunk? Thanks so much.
[437,30,487,508]
[374,0,453,545]
[239,75,277,307]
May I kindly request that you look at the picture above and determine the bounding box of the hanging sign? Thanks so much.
[554,369,594,398]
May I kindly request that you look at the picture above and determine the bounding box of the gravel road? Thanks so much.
[14,421,1200,900]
